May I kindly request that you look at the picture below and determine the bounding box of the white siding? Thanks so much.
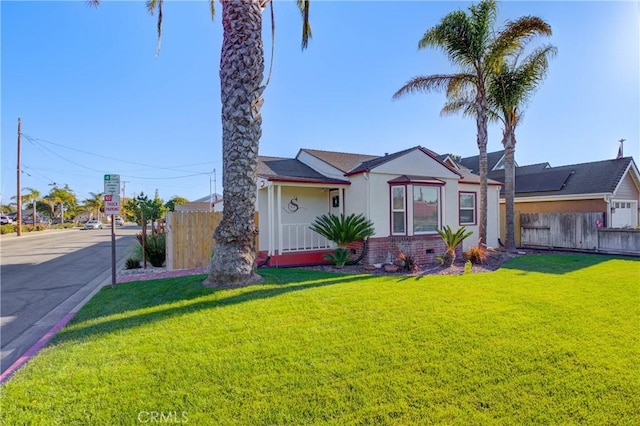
[614,173,640,200]
[373,149,460,179]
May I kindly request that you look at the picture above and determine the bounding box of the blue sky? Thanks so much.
[2,1,639,204]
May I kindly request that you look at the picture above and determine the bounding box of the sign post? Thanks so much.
[104,174,121,287]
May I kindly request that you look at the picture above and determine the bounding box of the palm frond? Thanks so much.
[309,213,374,247]
[393,74,468,100]
[489,16,552,68]
[86,0,100,8]
[296,0,312,49]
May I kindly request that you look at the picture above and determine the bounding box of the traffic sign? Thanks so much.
[104,194,121,215]
[104,174,120,195]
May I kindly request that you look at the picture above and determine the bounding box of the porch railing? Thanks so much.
[281,223,334,253]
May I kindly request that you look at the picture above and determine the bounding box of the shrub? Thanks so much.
[1,224,16,234]
[323,248,350,268]
[397,250,419,273]
[310,213,375,248]
[144,232,166,267]
[436,225,473,267]
[464,245,488,264]
[125,257,141,269]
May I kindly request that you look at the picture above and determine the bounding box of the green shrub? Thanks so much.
[310,213,375,248]
[436,225,473,267]
[143,232,166,267]
[125,257,141,269]
[323,248,350,268]
[1,224,16,234]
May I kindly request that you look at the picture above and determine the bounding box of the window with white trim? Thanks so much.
[413,185,440,234]
[459,192,476,225]
[391,186,406,235]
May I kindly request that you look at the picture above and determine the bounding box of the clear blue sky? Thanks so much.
[2,1,639,205]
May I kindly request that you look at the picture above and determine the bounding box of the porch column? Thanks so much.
[268,184,274,256]
[277,184,283,255]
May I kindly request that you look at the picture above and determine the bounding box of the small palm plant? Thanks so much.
[436,225,473,267]
[310,213,375,267]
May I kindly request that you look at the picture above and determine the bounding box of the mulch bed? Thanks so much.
[297,250,538,276]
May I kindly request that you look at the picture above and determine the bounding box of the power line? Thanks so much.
[22,133,220,173]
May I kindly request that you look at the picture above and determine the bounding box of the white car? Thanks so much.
[0,215,13,225]
[83,220,103,230]
[114,217,125,226]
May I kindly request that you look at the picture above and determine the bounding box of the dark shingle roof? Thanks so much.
[257,156,349,184]
[346,146,420,175]
[458,150,506,173]
[299,149,378,173]
[510,157,635,197]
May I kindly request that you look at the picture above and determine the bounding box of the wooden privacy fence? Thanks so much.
[165,211,260,270]
[520,212,639,255]
[521,212,603,251]
[166,211,222,270]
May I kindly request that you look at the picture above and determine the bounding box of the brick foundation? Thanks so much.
[359,235,462,266]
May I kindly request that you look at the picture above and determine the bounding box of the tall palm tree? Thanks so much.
[84,192,104,220]
[393,0,551,245]
[489,43,556,251]
[89,0,311,287]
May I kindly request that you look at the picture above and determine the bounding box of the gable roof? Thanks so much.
[458,150,506,173]
[257,156,349,185]
[510,157,638,198]
[345,146,461,177]
[297,149,377,173]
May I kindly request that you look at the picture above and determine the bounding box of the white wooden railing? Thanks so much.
[281,223,334,253]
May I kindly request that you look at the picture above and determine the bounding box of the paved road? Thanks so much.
[0,226,138,374]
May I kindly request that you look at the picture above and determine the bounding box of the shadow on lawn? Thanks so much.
[52,271,375,345]
[499,253,636,275]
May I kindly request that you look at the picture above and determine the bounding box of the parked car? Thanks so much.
[114,217,125,226]
[83,220,103,230]
[0,215,13,225]
[22,217,45,225]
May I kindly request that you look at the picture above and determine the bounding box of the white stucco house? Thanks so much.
[255,146,502,266]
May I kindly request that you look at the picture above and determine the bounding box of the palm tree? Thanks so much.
[489,43,556,251]
[393,0,552,245]
[89,0,312,287]
[84,192,104,220]
[13,187,41,224]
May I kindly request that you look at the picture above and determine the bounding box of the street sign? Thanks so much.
[104,194,121,215]
[104,174,120,195]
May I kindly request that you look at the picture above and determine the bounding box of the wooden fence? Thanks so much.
[165,211,222,270]
[521,212,603,251]
[520,212,639,256]
[165,211,260,270]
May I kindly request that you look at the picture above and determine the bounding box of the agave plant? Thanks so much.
[436,225,473,267]
[309,213,375,248]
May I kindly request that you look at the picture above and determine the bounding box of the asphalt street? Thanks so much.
[0,226,138,375]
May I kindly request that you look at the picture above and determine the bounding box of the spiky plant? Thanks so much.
[323,248,350,268]
[436,225,473,267]
[309,213,375,248]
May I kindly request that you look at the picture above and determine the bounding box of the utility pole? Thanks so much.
[16,118,22,236]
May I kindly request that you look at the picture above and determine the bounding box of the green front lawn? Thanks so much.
[2,254,638,424]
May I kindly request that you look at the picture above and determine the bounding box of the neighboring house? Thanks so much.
[256,146,502,266]
[177,194,223,212]
[463,150,640,246]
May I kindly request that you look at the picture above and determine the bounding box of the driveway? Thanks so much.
[0,227,138,376]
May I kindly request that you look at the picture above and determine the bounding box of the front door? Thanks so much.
[329,189,341,216]
[611,201,636,228]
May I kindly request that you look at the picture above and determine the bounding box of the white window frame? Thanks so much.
[459,192,477,226]
[391,185,406,235]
